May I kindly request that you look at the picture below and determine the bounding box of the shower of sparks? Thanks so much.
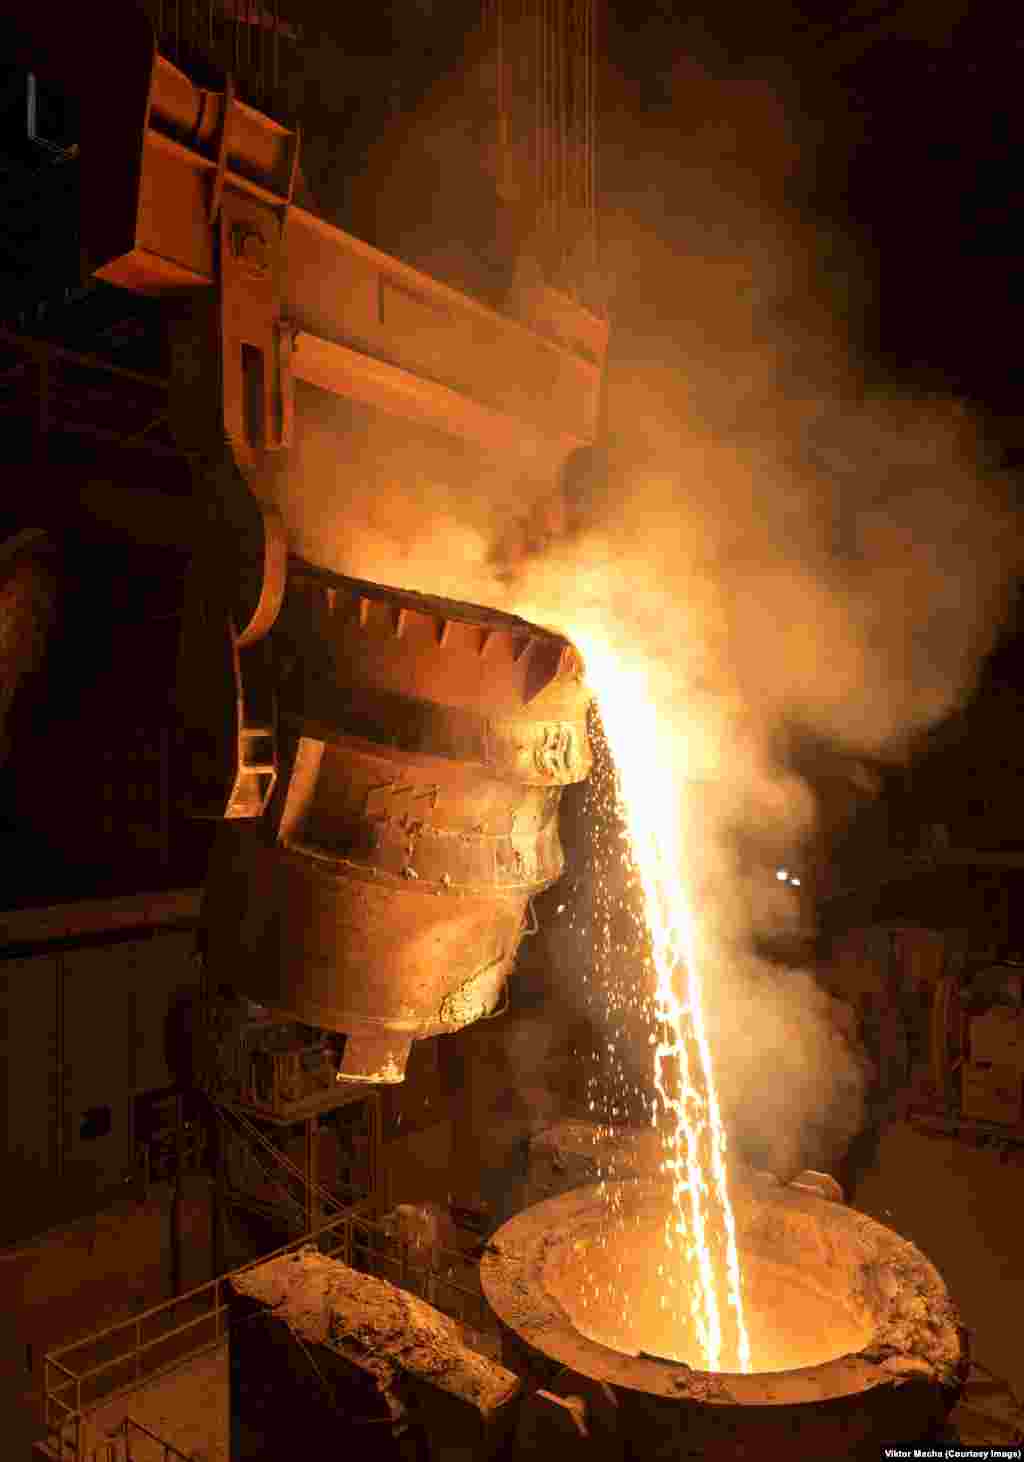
[573,632,751,1374]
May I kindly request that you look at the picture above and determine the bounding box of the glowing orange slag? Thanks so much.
[576,633,751,1374]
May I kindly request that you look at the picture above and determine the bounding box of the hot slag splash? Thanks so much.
[577,634,751,1374]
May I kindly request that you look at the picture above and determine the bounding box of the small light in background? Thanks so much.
[776,869,788,882]
[790,877,801,888]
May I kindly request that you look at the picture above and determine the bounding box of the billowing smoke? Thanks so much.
[485,64,1018,1174]
[282,42,1020,1178]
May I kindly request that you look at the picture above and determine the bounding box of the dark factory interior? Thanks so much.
[2,1,1024,1458]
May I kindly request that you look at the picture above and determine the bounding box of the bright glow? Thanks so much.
[790,877,801,887]
[776,869,788,881]
[575,632,750,1374]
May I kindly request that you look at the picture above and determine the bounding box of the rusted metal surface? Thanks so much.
[8,7,608,571]
[176,589,280,820]
[286,326,584,476]
[228,1247,520,1409]
[217,183,292,465]
[165,260,289,648]
[279,569,592,772]
[201,567,592,1076]
[481,1174,968,1460]
[336,1031,414,1086]
[204,827,523,1047]
[13,8,604,1076]
[19,25,603,458]
[228,501,288,650]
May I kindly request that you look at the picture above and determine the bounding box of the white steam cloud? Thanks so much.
[276,46,1021,1178]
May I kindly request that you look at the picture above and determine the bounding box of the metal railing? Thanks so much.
[43,1200,498,1462]
[42,1203,363,1462]
[91,1415,194,1462]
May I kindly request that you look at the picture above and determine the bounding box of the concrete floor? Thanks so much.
[85,1340,228,1462]
[852,1120,1024,1405]
[78,1289,497,1461]
[58,1120,1024,1457]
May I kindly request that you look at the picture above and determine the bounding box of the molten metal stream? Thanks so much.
[576,635,751,1373]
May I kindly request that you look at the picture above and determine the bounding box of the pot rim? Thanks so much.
[479,1173,965,1407]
